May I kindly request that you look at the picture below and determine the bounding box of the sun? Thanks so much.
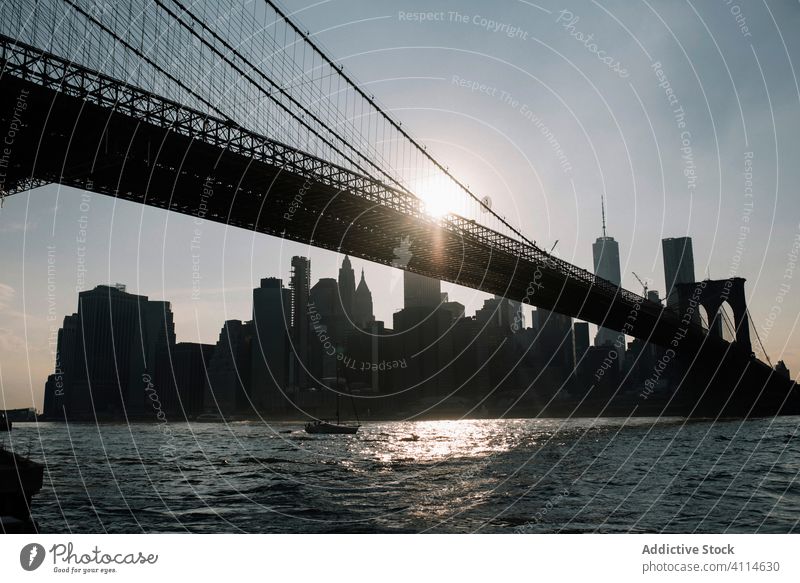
[414,175,466,218]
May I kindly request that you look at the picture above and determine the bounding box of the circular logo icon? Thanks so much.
[20,543,46,571]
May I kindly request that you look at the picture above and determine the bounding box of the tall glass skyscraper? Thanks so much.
[662,237,696,308]
[592,235,622,347]
[403,271,441,309]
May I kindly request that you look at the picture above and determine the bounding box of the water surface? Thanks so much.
[5,417,799,533]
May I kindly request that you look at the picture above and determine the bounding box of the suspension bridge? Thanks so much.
[0,0,796,416]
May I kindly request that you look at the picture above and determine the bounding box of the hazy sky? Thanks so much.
[2,0,800,409]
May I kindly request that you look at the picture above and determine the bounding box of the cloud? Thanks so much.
[0,220,35,233]
[0,283,15,309]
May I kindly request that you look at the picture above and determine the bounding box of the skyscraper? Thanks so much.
[352,269,375,329]
[49,285,175,419]
[43,313,79,419]
[662,237,696,309]
[251,277,292,413]
[403,271,441,309]
[573,321,590,366]
[309,277,341,382]
[204,319,252,416]
[592,196,623,348]
[290,256,311,388]
[532,308,574,371]
[338,255,356,321]
[128,299,176,415]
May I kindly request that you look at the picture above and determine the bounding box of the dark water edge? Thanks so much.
[3,417,799,533]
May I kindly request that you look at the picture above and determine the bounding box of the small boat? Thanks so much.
[305,374,360,435]
[195,413,223,422]
[305,420,359,435]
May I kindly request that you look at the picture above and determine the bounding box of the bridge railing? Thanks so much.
[0,0,536,245]
[1,31,652,313]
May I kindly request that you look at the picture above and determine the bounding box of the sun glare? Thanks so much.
[415,175,466,218]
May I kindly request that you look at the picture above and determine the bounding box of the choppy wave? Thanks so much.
[5,416,799,533]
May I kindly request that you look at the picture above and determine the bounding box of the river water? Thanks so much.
[4,417,799,533]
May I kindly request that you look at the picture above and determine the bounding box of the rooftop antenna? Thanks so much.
[600,193,607,238]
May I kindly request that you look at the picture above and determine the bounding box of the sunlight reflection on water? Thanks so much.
[6,416,799,533]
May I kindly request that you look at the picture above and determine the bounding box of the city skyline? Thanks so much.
[2,0,800,411]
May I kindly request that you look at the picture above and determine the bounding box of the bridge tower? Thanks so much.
[675,278,752,355]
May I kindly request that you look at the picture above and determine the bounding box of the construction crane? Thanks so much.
[632,272,649,296]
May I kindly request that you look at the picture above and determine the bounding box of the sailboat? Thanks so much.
[305,378,360,435]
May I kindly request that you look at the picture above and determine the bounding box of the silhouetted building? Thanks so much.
[51,285,175,419]
[593,235,622,347]
[404,271,440,309]
[441,300,466,322]
[775,360,790,379]
[663,237,696,309]
[532,308,573,372]
[352,269,375,329]
[476,296,517,329]
[251,277,292,413]
[128,299,176,415]
[204,320,252,416]
[162,342,215,417]
[393,306,454,406]
[338,255,356,324]
[573,322,590,366]
[290,256,311,388]
[308,277,343,391]
[43,312,79,419]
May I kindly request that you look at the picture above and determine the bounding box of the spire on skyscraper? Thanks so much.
[338,255,356,319]
[353,267,374,328]
[600,193,607,238]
